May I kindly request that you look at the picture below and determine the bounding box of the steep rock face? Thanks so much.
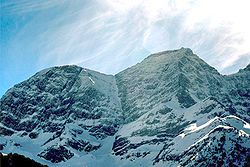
[115,48,225,122]
[112,48,249,166]
[0,65,122,163]
[112,97,250,165]
[0,48,249,167]
[224,66,250,122]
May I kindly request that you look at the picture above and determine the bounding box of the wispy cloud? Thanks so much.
[1,0,250,76]
[1,0,67,14]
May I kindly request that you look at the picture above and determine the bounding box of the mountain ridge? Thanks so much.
[0,48,249,167]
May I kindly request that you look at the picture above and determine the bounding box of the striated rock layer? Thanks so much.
[0,48,249,166]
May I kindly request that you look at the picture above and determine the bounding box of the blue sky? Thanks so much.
[1,0,250,97]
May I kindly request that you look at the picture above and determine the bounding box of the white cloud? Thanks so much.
[2,0,250,74]
[182,0,250,69]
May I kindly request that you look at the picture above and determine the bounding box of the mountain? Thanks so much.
[0,66,123,164]
[0,48,249,167]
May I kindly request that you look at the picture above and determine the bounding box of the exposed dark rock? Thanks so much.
[29,132,39,139]
[176,88,196,108]
[0,153,48,167]
[38,145,74,163]
[0,127,14,136]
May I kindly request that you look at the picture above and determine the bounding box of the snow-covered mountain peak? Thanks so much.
[0,64,123,164]
[115,48,226,122]
[143,47,195,66]
[1,48,249,167]
[138,47,220,78]
[149,47,194,58]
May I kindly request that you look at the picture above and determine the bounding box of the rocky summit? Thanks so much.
[0,48,249,167]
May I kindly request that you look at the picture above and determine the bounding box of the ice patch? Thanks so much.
[239,130,249,137]
[2,153,8,156]
[243,122,250,130]
[179,133,185,139]
[184,117,218,134]
[88,76,95,84]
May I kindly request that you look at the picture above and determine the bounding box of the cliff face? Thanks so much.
[0,48,249,167]
[0,65,123,164]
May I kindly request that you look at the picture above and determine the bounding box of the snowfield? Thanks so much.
[1,48,250,166]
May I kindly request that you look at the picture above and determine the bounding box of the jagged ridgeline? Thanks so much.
[0,48,250,167]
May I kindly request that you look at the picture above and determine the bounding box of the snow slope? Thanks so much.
[0,48,249,166]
